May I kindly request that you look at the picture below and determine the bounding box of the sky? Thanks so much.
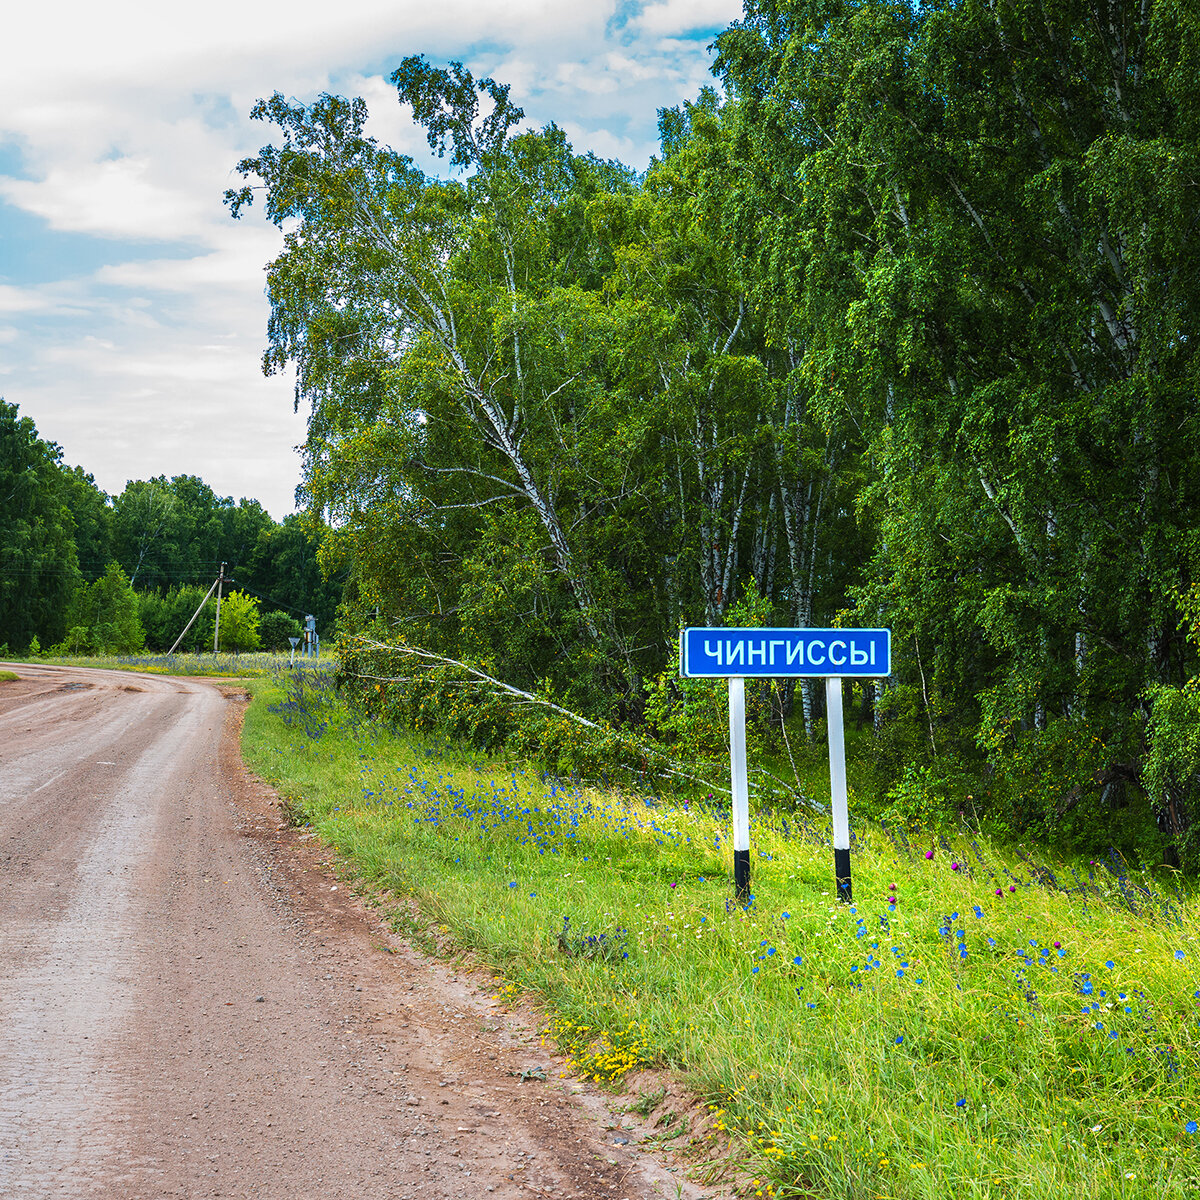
[0,0,742,521]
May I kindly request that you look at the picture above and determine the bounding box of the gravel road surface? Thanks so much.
[0,663,729,1200]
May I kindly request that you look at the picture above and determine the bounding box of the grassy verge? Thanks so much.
[243,668,1200,1200]
[16,651,332,677]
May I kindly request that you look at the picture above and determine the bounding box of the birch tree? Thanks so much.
[716,0,1200,820]
[229,60,650,701]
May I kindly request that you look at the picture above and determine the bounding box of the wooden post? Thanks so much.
[213,562,225,652]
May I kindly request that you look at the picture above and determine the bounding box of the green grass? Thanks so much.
[243,670,1200,1200]
[0,669,19,682]
[24,651,332,677]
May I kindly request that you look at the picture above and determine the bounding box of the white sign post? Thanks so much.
[681,626,891,903]
[728,676,751,898]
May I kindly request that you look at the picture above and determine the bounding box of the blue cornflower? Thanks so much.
[1105,960,1114,969]
[1187,1121,1198,1135]
[793,956,803,966]
[955,1099,966,1108]
[508,881,518,888]
[1176,950,1186,961]
[894,1034,904,1044]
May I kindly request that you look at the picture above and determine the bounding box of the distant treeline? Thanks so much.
[0,399,342,654]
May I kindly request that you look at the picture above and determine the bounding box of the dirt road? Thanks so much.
[0,664,728,1200]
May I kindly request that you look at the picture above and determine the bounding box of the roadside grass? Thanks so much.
[243,669,1200,1200]
[0,669,19,682]
[23,651,331,677]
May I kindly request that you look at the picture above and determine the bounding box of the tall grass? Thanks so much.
[243,669,1200,1199]
[30,650,331,677]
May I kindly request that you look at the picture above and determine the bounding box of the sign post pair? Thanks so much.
[681,627,891,903]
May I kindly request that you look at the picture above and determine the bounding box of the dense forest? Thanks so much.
[5,0,1194,866]
[0,399,341,655]
[226,0,1200,866]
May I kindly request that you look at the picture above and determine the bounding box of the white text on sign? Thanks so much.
[680,627,891,679]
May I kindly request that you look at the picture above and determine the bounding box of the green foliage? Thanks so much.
[58,562,145,655]
[216,589,261,653]
[644,582,778,761]
[0,400,80,650]
[136,585,215,652]
[337,636,668,783]
[1145,585,1200,868]
[231,10,1200,867]
[258,609,301,652]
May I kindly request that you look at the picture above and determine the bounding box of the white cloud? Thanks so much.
[633,0,741,37]
[0,0,733,518]
[0,158,209,241]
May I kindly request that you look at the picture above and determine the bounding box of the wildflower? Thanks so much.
[951,862,961,871]
[894,1034,904,1044]
[955,1098,966,1108]
[1187,1121,1198,1135]
[1176,950,1186,961]
[925,850,934,860]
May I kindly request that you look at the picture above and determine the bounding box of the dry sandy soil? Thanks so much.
[0,662,738,1200]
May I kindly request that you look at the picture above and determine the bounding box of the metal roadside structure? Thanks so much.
[681,626,892,903]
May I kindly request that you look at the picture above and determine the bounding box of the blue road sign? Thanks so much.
[680,627,890,678]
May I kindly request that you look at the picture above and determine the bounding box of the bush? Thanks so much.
[259,610,302,652]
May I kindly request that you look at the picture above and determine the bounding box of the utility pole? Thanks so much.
[213,562,226,652]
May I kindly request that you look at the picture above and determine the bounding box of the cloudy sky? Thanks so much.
[0,0,741,520]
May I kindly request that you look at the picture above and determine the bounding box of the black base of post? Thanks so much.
[734,849,750,902]
[834,847,852,903]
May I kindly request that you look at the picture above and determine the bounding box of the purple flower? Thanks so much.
[925,850,935,860]
[951,861,961,871]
